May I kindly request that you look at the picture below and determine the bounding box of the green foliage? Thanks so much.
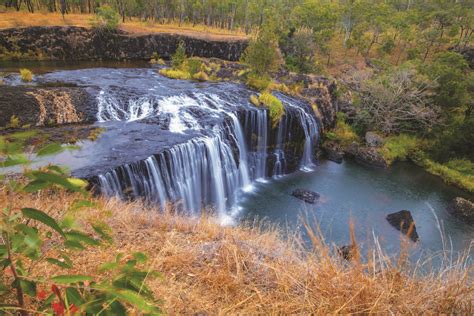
[328,112,359,146]
[0,133,161,314]
[429,116,474,162]
[172,41,187,69]
[379,134,420,164]
[421,159,474,193]
[246,72,271,91]
[257,92,285,127]
[249,94,259,106]
[94,5,120,30]
[241,17,282,75]
[159,68,192,80]
[423,52,471,110]
[19,68,33,82]
[150,52,165,65]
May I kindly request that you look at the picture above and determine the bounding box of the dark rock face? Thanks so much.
[0,26,248,61]
[322,141,344,163]
[447,197,474,225]
[291,188,320,204]
[386,210,419,242]
[0,86,95,127]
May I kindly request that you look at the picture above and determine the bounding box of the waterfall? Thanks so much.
[93,89,320,222]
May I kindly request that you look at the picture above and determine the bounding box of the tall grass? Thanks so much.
[0,187,472,314]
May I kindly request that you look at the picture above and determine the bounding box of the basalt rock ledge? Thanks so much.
[0,26,247,61]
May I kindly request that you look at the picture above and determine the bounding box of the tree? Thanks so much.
[241,13,282,75]
[348,65,440,134]
[424,52,470,111]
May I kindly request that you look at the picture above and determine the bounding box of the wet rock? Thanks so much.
[365,131,384,147]
[0,86,95,127]
[447,197,474,225]
[322,142,344,163]
[386,210,419,242]
[291,188,320,204]
[344,142,388,168]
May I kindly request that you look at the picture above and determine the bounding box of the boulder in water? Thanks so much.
[291,188,320,204]
[386,210,419,242]
[447,197,474,225]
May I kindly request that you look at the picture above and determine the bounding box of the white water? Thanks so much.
[95,89,320,223]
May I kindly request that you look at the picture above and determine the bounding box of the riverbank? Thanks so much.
[1,187,472,314]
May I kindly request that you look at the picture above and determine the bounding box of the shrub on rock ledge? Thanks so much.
[258,92,285,127]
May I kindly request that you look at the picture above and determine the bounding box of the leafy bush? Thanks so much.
[93,5,120,30]
[172,41,186,69]
[246,72,271,91]
[328,112,359,145]
[20,68,33,82]
[379,134,419,164]
[184,58,203,76]
[258,92,285,126]
[0,132,161,314]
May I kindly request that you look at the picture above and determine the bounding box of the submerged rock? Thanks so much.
[386,210,419,242]
[291,188,320,204]
[447,197,474,225]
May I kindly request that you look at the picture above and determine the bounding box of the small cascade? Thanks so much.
[93,86,320,221]
[244,109,268,180]
[283,97,319,171]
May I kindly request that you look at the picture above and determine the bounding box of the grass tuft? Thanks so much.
[326,112,359,145]
[379,134,419,164]
[258,92,285,126]
[159,68,191,80]
[20,68,33,82]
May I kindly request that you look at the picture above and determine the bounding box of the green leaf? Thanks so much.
[30,171,87,192]
[64,240,85,250]
[0,154,29,168]
[36,143,65,157]
[50,275,93,284]
[21,208,65,237]
[132,252,148,263]
[66,287,84,306]
[23,180,50,193]
[66,230,100,246]
[105,288,159,313]
[46,258,73,269]
[71,199,97,211]
[92,223,113,243]
[20,279,37,297]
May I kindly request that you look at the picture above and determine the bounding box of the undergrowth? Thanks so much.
[420,158,474,193]
[379,134,420,165]
[0,189,472,314]
[326,112,359,146]
[257,92,285,127]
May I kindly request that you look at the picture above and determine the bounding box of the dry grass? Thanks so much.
[1,187,473,314]
[0,11,247,41]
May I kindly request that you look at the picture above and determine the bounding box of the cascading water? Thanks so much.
[91,82,320,223]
